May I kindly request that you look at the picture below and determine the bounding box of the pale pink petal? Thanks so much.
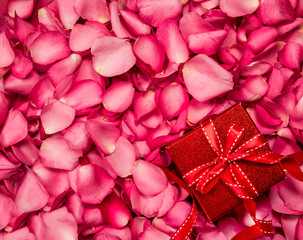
[131,217,150,239]
[120,10,152,36]
[37,7,65,33]
[11,50,33,78]
[103,81,135,113]
[66,192,84,224]
[188,30,228,55]
[137,0,183,27]
[164,201,192,228]
[133,35,165,75]
[28,77,55,109]
[106,136,135,177]
[74,58,105,85]
[197,228,228,240]
[140,109,163,129]
[157,185,178,217]
[74,0,110,23]
[279,42,302,69]
[281,214,299,240]
[229,76,269,102]
[0,193,14,230]
[4,70,39,95]
[156,21,189,64]
[69,24,105,52]
[82,205,104,226]
[29,31,70,65]
[138,225,170,240]
[12,136,39,166]
[219,0,259,17]
[55,0,79,29]
[0,31,15,68]
[86,119,120,154]
[123,111,149,141]
[187,99,215,125]
[41,99,75,134]
[183,54,234,102]
[0,109,27,148]
[101,192,131,228]
[76,164,114,204]
[132,160,168,196]
[7,0,34,18]
[133,91,156,121]
[61,80,103,111]
[64,121,93,152]
[39,136,82,170]
[98,226,132,240]
[257,0,295,25]
[91,36,136,77]
[14,15,35,43]
[290,97,303,129]
[2,227,36,240]
[15,169,48,213]
[152,217,176,236]
[94,233,121,240]
[247,27,278,54]
[28,207,78,240]
[217,217,243,239]
[159,83,188,120]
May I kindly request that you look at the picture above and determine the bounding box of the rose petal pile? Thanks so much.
[0,0,302,239]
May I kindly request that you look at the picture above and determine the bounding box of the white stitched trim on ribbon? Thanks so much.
[227,127,245,155]
[201,124,220,156]
[198,167,224,191]
[210,120,224,153]
[188,170,208,187]
[183,163,209,178]
[234,134,262,153]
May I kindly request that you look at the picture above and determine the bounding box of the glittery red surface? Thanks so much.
[167,103,285,222]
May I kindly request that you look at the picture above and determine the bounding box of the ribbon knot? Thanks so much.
[182,119,284,200]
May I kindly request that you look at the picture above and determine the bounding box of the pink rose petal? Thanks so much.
[76,164,114,204]
[123,111,149,141]
[41,99,75,135]
[290,97,303,129]
[220,0,259,17]
[11,50,33,79]
[66,192,84,224]
[138,225,170,240]
[0,31,15,68]
[7,0,34,18]
[14,15,35,43]
[164,201,192,228]
[187,99,215,125]
[0,109,28,148]
[2,227,36,240]
[156,21,189,64]
[279,42,302,69]
[0,152,21,180]
[0,193,15,230]
[74,0,110,23]
[281,214,300,240]
[183,54,234,102]
[133,90,156,121]
[82,205,104,227]
[40,136,82,170]
[12,136,39,166]
[55,0,79,29]
[91,36,136,77]
[97,226,132,240]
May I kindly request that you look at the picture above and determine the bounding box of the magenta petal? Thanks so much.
[266,67,285,100]
[41,99,75,134]
[2,227,36,240]
[187,99,214,125]
[76,164,114,204]
[132,160,168,196]
[183,54,233,102]
[101,192,131,228]
[247,27,278,54]
[0,31,15,68]
[11,50,33,78]
[0,109,27,148]
[281,214,300,240]
[138,225,170,240]
[131,217,150,239]
[14,15,35,43]
[74,0,110,23]
[0,92,10,127]
[29,31,70,65]
[97,226,132,240]
[156,21,189,64]
[279,42,302,69]
[106,137,136,177]
[12,136,39,166]
[133,91,156,121]
[103,81,135,113]
[123,111,149,141]
[82,205,104,227]
[56,0,79,29]
[219,0,259,17]
[40,136,81,170]
[7,0,34,18]
[15,169,49,213]
[91,36,136,77]
[86,119,120,154]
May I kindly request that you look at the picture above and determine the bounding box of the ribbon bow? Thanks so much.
[183,119,284,200]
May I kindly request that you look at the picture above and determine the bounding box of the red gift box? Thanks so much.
[166,103,285,222]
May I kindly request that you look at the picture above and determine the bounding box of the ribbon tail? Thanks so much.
[281,156,303,181]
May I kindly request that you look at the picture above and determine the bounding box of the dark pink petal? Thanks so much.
[55,0,79,29]
[98,226,132,240]
[2,227,36,240]
[188,30,228,55]
[106,137,136,177]
[15,169,49,213]
[140,109,163,129]
[94,233,120,240]
[123,111,149,141]
[101,192,131,228]
[82,205,104,226]
[132,160,168,196]
[66,192,84,224]
[290,97,303,129]
[156,21,189,64]
[183,54,233,102]
[217,217,243,239]
[120,10,152,36]
[74,0,110,23]
[0,109,27,148]
[61,80,103,111]
[159,83,189,120]
[281,214,299,240]
[7,0,34,18]
[252,41,285,66]
[29,31,70,65]
[0,31,15,68]
[247,27,278,54]
[0,92,10,127]
[0,193,14,230]
[279,42,302,69]
[0,152,21,180]
[164,201,192,227]
[138,225,170,240]
[187,99,214,125]
[131,217,150,239]
[133,35,165,75]
[28,77,55,109]
[4,70,39,95]
[256,0,295,25]
[91,36,136,77]
[197,228,227,240]
[241,61,273,77]
[76,164,114,204]
[14,14,35,43]
[133,91,156,121]
[137,0,183,27]
[152,217,176,236]
[40,136,81,170]
[28,207,78,240]
[220,0,259,17]
[41,99,75,134]
[157,184,178,217]
[11,50,33,78]
[86,119,120,154]
[74,58,105,85]
[103,81,135,113]
[69,24,105,52]
[266,67,285,100]
[12,136,39,166]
